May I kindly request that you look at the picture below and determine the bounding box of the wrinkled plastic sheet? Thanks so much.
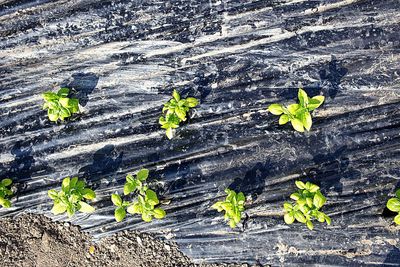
[1,0,400,265]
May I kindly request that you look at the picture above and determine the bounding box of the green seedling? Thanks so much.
[0,178,13,208]
[48,177,96,217]
[42,87,80,122]
[159,89,199,139]
[112,169,166,222]
[284,181,331,230]
[268,88,324,132]
[386,188,400,225]
[212,188,246,228]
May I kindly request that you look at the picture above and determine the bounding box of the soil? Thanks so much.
[0,213,257,267]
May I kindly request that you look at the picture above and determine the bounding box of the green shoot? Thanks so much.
[112,169,166,222]
[0,178,13,208]
[284,181,331,230]
[268,88,324,132]
[386,188,400,225]
[212,189,246,228]
[48,177,96,217]
[42,87,80,122]
[159,89,199,139]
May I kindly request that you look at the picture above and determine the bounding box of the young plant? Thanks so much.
[42,87,80,122]
[268,88,324,132]
[48,177,96,217]
[283,181,331,230]
[112,169,166,222]
[212,188,246,228]
[159,89,199,139]
[0,178,13,208]
[386,188,400,225]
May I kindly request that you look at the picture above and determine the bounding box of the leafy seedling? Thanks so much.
[212,188,246,228]
[284,181,331,230]
[268,88,324,132]
[159,89,199,139]
[48,177,96,217]
[42,87,80,122]
[112,169,166,222]
[386,188,400,225]
[0,178,13,208]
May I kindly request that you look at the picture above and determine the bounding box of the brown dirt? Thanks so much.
[0,213,259,267]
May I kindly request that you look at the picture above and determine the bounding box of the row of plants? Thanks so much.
[1,87,398,230]
[2,173,400,229]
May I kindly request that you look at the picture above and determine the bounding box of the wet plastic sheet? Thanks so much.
[1,0,400,265]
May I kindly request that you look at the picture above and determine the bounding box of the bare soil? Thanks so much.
[0,213,257,267]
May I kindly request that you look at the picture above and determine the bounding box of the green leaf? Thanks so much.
[185,97,199,108]
[0,197,11,208]
[153,208,166,219]
[127,202,141,214]
[394,214,400,225]
[175,108,186,121]
[283,202,293,212]
[387,198,400,212]
[237,192,245,205]
[287,104,300,115]
[290,192,301,201]
[396,189,400,199]
[42,92,58,101]
[268,104,284,115]
[114,207,126,222]
[57,88,70,97]
[308,95,325,111]
[68,99,79,113]
[111,194,123,207]
[324,214,331,225]
[306,197,313,207]
[294,211,306,223]
[172,90,180,101]
[295,181,306,189]
[302,111,312,131]
[82,188,96,200]
[62,177,70,191]
[309,184,320,193]
[51,203,67,215]
[313,192,326,209]
[1,179,12,187]
[284,213,295,224]
[59,107,71,119]
[306,220,314,230]
[145,189,159,206]
[48,189,58,200]
[166,127,174,139]
[291,118,304,132]
[48,109,59,122]
[279,114,289,125]
[137,169,149,181]
[78,201,95,213]
[124,182,135,195]
[298,89,309,107]
[142,212,153,222]
[59,97,70,108]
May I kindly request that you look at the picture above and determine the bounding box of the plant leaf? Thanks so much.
[396,189,400,199]
[62,177,70,191]
[114,207,126,222]
[268,104,284,115]
[302,111,312,131]
[287,104,300,115]
[153,208,166,219]
[298,88,309,107]
[127,202,141,214]
[111,194,123,207]
[306,220,314,230]
[166,127,174,139]
[145,189,159,206]
[136,169,149,181]
[295,181,306,189]
[294,211,306,223]
[394,214,400,225]
[82,188,96,200]
[279,114,289,125]
[48,189,58,200]
[1,179,12,187]
[313,192,326,209]
[142,212,153,222]
[185,97,199,108]
[78,201,95,213]
[51,203,67,215]
[291,118,304,132]
[57,88,70,97]
[387,198,400,212]
[284,213,295,224]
